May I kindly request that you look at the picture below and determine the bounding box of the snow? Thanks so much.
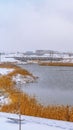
[0,90,11,108]
[0,95,11,107]
[12,74,35,84]
[0,68,35,85]
[0,112,73,130]
[1,54,17,63]
[0,68,14,75]
[1,53,26,64]
[1,52,73,64]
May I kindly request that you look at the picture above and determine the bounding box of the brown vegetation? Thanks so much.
[1,91,73,122]
[0,62,17,68]
[0,62,33,77]
[39,62,73,67]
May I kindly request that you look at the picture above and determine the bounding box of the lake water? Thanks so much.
[19,64,73,106]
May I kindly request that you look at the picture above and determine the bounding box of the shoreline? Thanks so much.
[39,61,73,67]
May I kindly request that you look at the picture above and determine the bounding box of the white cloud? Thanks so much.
[0,0,73,52]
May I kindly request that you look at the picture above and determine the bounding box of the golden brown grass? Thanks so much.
[0,63,73,122]
[0,62,34,77]
[39,62,73,67]
[1,91,73,122]
[0,62,17,68]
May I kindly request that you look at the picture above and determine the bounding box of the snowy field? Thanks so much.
[1,52,73,64]
[0,112,73,130]
[1,53,26,64]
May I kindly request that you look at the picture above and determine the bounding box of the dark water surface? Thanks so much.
[19,64,73,106]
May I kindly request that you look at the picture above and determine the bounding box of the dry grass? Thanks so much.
[0,63,33,92]
[0,63,17,68]
[39,62,73,67]
[0,63,73,122]
[0,76,14,90]
[0,62,33,77]
[1,91,73,122]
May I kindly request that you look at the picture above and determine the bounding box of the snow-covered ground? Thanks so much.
[1,52,73,64]
[0,95,11,107]
[1,54,18,63]
[13,74,35,84]
[1,53,26,64]
[0,67,35,84]
[0,68,14,75]
[0,112,73,130]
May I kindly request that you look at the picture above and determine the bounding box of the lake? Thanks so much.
[19,64,73,106]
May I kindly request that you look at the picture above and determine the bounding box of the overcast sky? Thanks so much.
[0,0,73,52]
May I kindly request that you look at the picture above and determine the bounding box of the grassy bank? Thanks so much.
[39,62,73,67]
[1,90,73,122]
[0,62,34,77]
[0,63,73,122]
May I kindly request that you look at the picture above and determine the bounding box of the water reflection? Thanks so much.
[19,64,73,106]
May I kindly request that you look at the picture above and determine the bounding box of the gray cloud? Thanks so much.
[0,0,73,52]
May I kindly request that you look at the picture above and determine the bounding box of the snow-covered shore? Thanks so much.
[0,67,36,84]
[0,112,73,130]
[0,68,14,75]
[0,66,36,108]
